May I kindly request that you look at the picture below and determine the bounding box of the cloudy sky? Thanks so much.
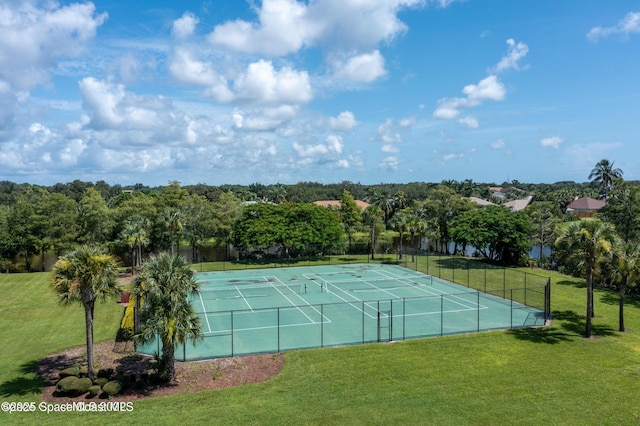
[1,0,639,186]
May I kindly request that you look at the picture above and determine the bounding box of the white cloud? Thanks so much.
[0,1,106,90]
[491,139,506,149]
[382,144,400,153]
[332,50,387,83]
[172,12,199,39]
[379,156,399,171]
[293,134,343,157]
[458,116,479,129]
[169,48,234,102]
[399,116,415,127]
[328,111,358,131]
[434,75,506,119]
[233,106,299,131]
[442,152,463,162]
[232,60,313,104]
[492,39,529,73]
[588,12,640,41]
[377,118,402,144]
[540,136,564,149]
[207,0,425,56]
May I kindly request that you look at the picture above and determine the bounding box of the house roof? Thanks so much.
[566,197,606,211]
[504,196,533,212]
[314,200,370,209]
[467,197,496,207]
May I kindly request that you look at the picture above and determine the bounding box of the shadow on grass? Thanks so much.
[598,291,640,309]
[552,309,617,338]
[0,359,44,397]
[509,326,573,344]
[555,279,586,289]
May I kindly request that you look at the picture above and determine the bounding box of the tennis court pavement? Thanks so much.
[137,263,547,360]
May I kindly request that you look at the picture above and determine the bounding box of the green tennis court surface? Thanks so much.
[138,263,546,360]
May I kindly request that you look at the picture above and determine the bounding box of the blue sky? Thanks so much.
[1,0,639,187]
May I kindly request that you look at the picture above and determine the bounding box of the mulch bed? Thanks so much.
[38,341,285,402]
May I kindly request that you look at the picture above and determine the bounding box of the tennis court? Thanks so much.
[137,263,547,360]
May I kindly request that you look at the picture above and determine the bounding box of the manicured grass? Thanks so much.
[1,261,640,424]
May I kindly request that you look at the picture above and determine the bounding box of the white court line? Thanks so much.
[307,273,381,320]
[205,311,318,334]
[268,276,327,324]
[375,268,488,310]
[267,276,319,324]
[197,291,212,333]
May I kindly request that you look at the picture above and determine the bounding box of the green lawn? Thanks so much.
[1,260,640,425]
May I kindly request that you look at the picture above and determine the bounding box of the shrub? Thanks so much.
[56,377,92,397]
[59,366,80,378]
[94,377,109,387]
[102,380,122,397]
[56,376,79,394]
[88,385,101,398]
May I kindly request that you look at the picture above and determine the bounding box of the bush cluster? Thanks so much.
[54,366,124,398]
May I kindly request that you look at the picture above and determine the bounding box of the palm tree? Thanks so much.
[133,253,203,382]
[390,211,408,260]
[51,246,120,380]
[120,215,150,275]
[162,208,183,256]
[367,189,393,224]
[362,206,384,260]
[406,213,427,262]
[610,240,640,332]
[555,219,617,337]
[589,159,623,199]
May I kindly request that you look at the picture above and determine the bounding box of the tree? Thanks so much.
[610,240,640,332]
[405,211,427,261]
[589,159,623,199]
[415,186,474,254]
[182,194,216,263]
[555,219,617,338]
[339,190,362,250]
[211,192,243,260]
[232,203,344,258]
[362,205,384,260]
[366,189,394,224]
[133,253,203,382]
[390,211,409,260]
[600,179,640,244]
[119,215,150,275]
[51,246,120,380]
[450,205,531,264]
[526,201,562,263]
[77,188,113,244]
[162,208,183,256]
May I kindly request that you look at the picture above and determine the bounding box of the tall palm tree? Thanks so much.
[610,240,640,332]
[162,208,183,256]
[51,246,120,380]
[362,206,384,260]
[406,213,427,262]
[390,211,408,260]
[120,215,150,275]
[555,219,617,337]
[133,253,203,382]
[589,159,623,199]
[367,189,393,224]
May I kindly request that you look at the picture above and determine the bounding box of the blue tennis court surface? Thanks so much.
[137,263,546,360]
